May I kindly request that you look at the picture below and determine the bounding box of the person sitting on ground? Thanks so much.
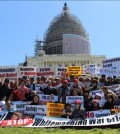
[61,103,72,119]
[72,100,86,120]
[103,94,116,110]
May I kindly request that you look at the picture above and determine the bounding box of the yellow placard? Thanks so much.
[67,66,82,76]
[47,102,65,117]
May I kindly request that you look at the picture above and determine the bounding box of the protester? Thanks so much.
[89,100,101,111]
[15,79,29,101]
[72,100,85,120]
[83,89,92,111]
[58,79,70,103]
[104,76,115,86]
[0,78,11,101]
[61,103,72,119]
[89,79,100,92]
[103,94,116,110]
[102,86,118,103]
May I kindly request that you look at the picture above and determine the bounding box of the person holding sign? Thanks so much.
[72,100,85,120]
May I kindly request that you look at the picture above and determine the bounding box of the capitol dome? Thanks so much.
[44,3,90,55]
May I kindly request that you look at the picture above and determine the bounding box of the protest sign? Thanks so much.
[66,96,84,108]
[47,102,64,117]
[56,67,67,76]
[67,66,81,76]
[1,118,33,127]
[86,110,111,119]
[24,105,47,116]
[36,67,54,77]
[38,94,58,103]
[19,67,37,77]
[85,64,101,74]
[0,112,8,124]
[35,84,41,93]
[0,67,18,79]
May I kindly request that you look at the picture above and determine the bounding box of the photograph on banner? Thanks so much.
[19,67,37,77]
[24,105,47,116]
[67,66,82,76]
[36,67,54,77]
[0,67,18,79]
[85,110,111,119]
[66,96,84,108]
[1,112,34,127]
[47,102,64,117]
[38,94,58,103]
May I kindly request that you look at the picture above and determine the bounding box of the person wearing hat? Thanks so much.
[61,103,72,119]
[58,79,70,103]
[89,79,100,92]
[54,77,62,91]
[72,100,86,120]
[0,78,11,101]
[89,100,101,111]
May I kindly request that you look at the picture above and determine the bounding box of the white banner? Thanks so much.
[35,84,41,93]
[0,67,18,79]
[19,67,37,77]
[66,96,84,108]
[28,113,120,127]
[90,90,104,98]
[85,64,101,74]
[24,105,47,116]
[38,94,58,103]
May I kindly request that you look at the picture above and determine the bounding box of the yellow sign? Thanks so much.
[47,102,64,117]
[67,66,82,76]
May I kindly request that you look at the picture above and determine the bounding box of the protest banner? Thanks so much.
[86,110,111,119]
[0,112,8,124]
[90,90,104,98]
[29,113,120,127]
[1,118,33,127]
[66,96,84,108]
[36,67,54,77]
[38,94,58,103]
[0,67,18,79]
[47,102,64,117]
[24,105,47,116]
[19,67,37,77]
[67,66,81,76]
[56,67,67,76]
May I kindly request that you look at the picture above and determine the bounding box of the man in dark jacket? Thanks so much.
[0,79,11,100]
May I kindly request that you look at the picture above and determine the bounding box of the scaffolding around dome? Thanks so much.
[43,3,91,55]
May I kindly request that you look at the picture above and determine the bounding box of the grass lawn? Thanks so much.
[0,127,120,134]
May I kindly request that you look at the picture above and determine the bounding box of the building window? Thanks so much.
[65,65,68,67]
[72,64,75,66]
[58,65,61,67]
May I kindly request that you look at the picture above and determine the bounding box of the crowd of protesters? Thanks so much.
[0,74,120,119]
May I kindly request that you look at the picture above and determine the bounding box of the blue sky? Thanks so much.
[0,1,120,66]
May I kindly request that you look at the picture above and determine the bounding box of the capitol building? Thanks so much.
[26,3,106,70]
